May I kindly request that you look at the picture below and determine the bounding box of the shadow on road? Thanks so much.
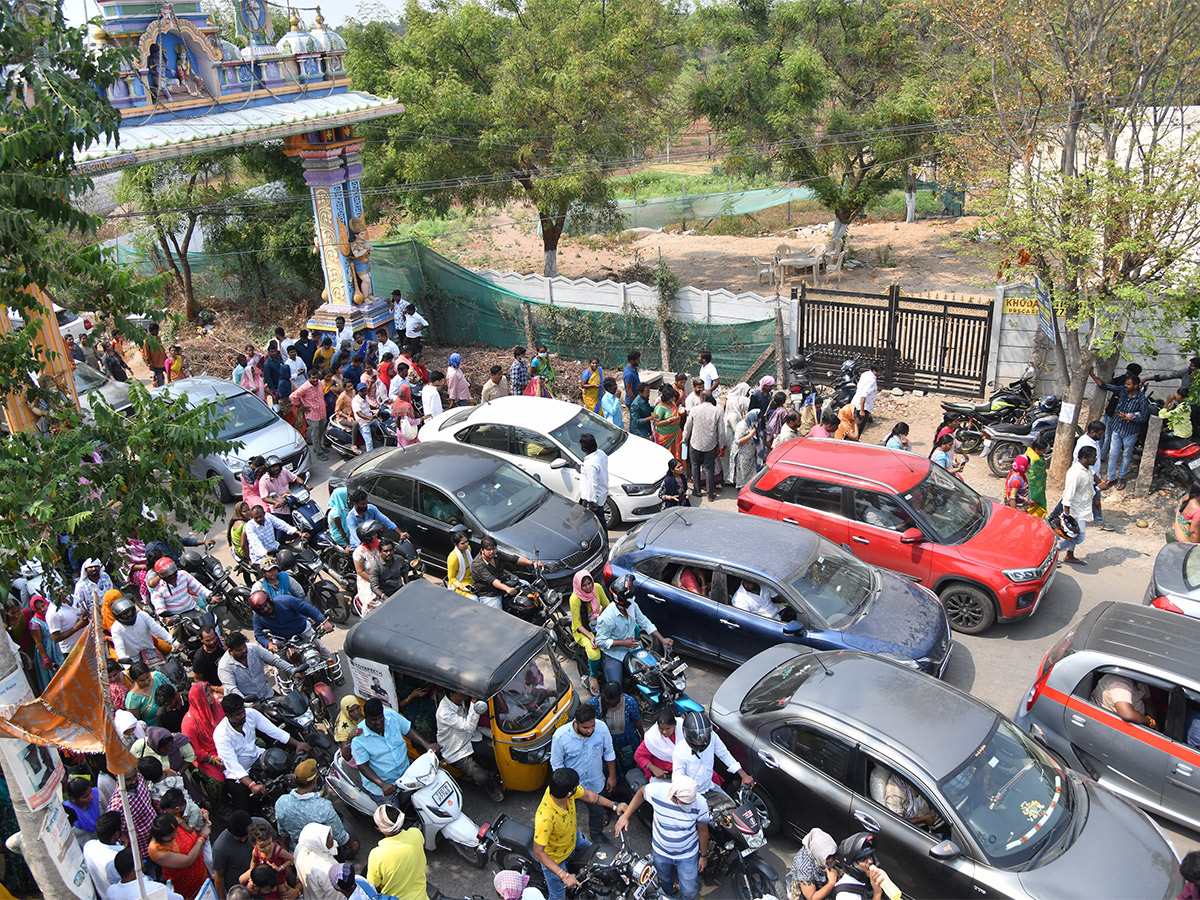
[941,642,976,693]
[994,571,1084,643]
[1081,545,1150,572]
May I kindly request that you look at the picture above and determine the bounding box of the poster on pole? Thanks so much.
[41,802,95,899]
[1033,276,1056,343]
[347,656,397,710]
[0,668,63,810]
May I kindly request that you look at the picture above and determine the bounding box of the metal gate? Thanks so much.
[795,284,995,396]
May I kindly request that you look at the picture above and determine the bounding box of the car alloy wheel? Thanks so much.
[941,583,996,634]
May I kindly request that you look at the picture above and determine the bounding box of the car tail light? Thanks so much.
[603,561,613,583]
[736,496,752,512]
[1024,628,1075,713]
[1151,595,1184,614]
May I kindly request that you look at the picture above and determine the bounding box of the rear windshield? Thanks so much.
[740,656,823,715]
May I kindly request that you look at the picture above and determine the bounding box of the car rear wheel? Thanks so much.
[940,583,996,634]
[209,471,234,503]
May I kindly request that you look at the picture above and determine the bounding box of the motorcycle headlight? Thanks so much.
[541,559,564,573]
[294,709,314,727]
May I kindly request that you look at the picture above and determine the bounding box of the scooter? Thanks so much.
[325,749,487,868]
[623,642,704,718]
[326,409,397,460]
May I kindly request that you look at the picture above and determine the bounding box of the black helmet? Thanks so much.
[611,574,635,606]
[836,832,878,881]
[260,747,290,778]
[682,710,712,753]
[356,521,384,544]
[1039,395,1061,414]
[274,548,296,571]
[266,455,283,469]
[111,597,137,625]
[179,549,203,572]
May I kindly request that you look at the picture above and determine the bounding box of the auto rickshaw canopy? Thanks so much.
[343,581,551,700]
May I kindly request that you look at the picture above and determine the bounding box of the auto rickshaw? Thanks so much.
[343,580,576,792]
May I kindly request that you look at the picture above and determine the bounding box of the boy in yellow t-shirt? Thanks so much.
[533,768,627,900]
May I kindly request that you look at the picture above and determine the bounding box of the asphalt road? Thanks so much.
[210,449,1197,899]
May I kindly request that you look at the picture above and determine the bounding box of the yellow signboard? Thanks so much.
[1003,295,1038,315]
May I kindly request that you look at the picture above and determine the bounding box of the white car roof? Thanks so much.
[454,395,586,430]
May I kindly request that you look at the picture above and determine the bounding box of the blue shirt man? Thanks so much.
[623,354,641,406]
[594,597,673,686]
[342,358,364,388]
[346,501,399,549]
[601,390,623,429]
[351,699,437,797]
[550,710,615,794]
[252,593,325,647]
[263,349,284,399]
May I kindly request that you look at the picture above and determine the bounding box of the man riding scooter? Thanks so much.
[257,455,311,521]
[148,557,212,624]
[673,711,754,810]
[248,589,334,660]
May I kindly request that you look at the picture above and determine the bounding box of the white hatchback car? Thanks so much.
[421,396,672,526]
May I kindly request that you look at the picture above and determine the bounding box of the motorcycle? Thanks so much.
[623,641,704,718]
[179,548,254,627]
[258,690,336,765]
[325,748,487,868]
[1157,431,1200,487]
[327,408,398,460]
[353,537,423,617]
[117,646,188,692]
[496,570,560,625]
[942,365,1037,453]
[784,351,826,413]
[165,607,222,661]
[277,537,351,625]
[703,786,782,900]
[821,358,862,417]
[267,631,342,725]
[982,398,1062,477]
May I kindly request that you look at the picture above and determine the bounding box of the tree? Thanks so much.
[0,2,230,567]
[348,0,682,275]
[924,0,1200,479]
[114,152,242,321]
[691,0,938,240]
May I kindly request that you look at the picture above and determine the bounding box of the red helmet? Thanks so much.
[249,590,272,613]
[154,558,177,578]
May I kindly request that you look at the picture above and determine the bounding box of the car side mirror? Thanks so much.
[783,621,806,637]
[930,840,962,861]
[550,458,567,470]
[900,527,924,544]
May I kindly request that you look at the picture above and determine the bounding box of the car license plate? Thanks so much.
[432,782,453,806]
[1188,458,1200,471]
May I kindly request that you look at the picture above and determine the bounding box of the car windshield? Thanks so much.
[939,719,1073,868]
[213,392,278,440]
[1185,546,1200,590]
[903,465,988,544]
[550,408,627,459]
[786,541,875,627]
[455,464,546,531]
[72,364,107,393]
[493,649,567,734]
[740,656,823,715]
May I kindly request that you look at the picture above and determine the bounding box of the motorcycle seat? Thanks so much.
[1161,432,1196,452]
[496,817,537,855]
[942,401,990,414]
[989,422,1033,436]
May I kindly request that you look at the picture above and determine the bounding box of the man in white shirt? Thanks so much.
[333,315,356,353]
[214,692,310,813]
[437,690,505,801]
[852,363,881,427]
[47,592,89,655]
[243,504,302,564]
[376,326,401,365]
[283,344,308,391]
[404,303,428,352]
[83,811,124,896]
[1060,444,1098,564]
[421,370,446,419]
[1074,419,1109,531]
[731,578,781,620]
[579,433,610,539]
[698,350,720,391]
[672,711,754,806]
[111,599,178,660]
[109,848,185,900]
[352,381,378,451]
[274,326,295,355]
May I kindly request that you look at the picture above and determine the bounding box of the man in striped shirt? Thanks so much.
[615,775,709,900]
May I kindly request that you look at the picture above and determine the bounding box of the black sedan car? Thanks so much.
[607,509,951,675]
[711,646,1182,900]
[329,444,605,589]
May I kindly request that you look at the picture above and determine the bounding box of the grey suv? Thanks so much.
[1016,600,1200,831]
[713,645,1181,899]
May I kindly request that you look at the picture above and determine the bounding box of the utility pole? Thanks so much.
[0,636,77,900]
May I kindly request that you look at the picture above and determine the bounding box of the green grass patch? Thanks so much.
[864,189,944,220]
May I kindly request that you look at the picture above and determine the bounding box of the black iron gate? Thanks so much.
[794,284,995,396]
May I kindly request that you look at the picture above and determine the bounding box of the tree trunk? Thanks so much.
[1049,323,1094,483]
[180,255,197,322]
[0,638,76,899]
[538,209,565,278]
[659,325,670,372]
[832,214,852,242]
[904,164,917,223]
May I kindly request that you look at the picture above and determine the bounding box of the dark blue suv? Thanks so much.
[606,508,952,675]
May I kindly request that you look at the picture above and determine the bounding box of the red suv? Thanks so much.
[738,438,1058,633]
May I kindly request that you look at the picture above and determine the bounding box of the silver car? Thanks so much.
[72,362,132,421]
[714,645,1182,899]
[151,376,308,502]
[1016,599,1200,832]
[1145,541,1200,617]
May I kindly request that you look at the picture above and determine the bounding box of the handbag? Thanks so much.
[400,416,419,441]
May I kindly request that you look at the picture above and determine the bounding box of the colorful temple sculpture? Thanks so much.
[77,0,402,335]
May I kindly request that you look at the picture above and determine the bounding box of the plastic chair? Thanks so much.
[752,257,776,285]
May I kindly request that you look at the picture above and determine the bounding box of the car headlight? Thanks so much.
[622,482,658,496]
[1004,566,1042,583]
[220,451,247,469]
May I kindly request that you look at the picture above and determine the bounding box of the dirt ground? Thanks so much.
[448,207,995,298]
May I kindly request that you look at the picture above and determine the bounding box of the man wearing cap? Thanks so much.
[73,558,113,613]
[616,776,709,900]
[252,555,299,601]
[367,805,427,900]
[351,698,439,799]
[273,759,358,856]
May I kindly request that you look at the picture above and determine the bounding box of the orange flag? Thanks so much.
[0,605,136,776]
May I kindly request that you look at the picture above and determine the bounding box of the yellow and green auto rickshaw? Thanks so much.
[343,580,576,791]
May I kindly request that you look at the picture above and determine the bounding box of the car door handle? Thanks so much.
[1069,714,1086,727]
[1176,763,1195,777]
[414,523,429,532]
[757,749,780,769]
[718,619,741,629]
[851,536,870,544]
[782,518,799,526]
[854,811,880,832]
